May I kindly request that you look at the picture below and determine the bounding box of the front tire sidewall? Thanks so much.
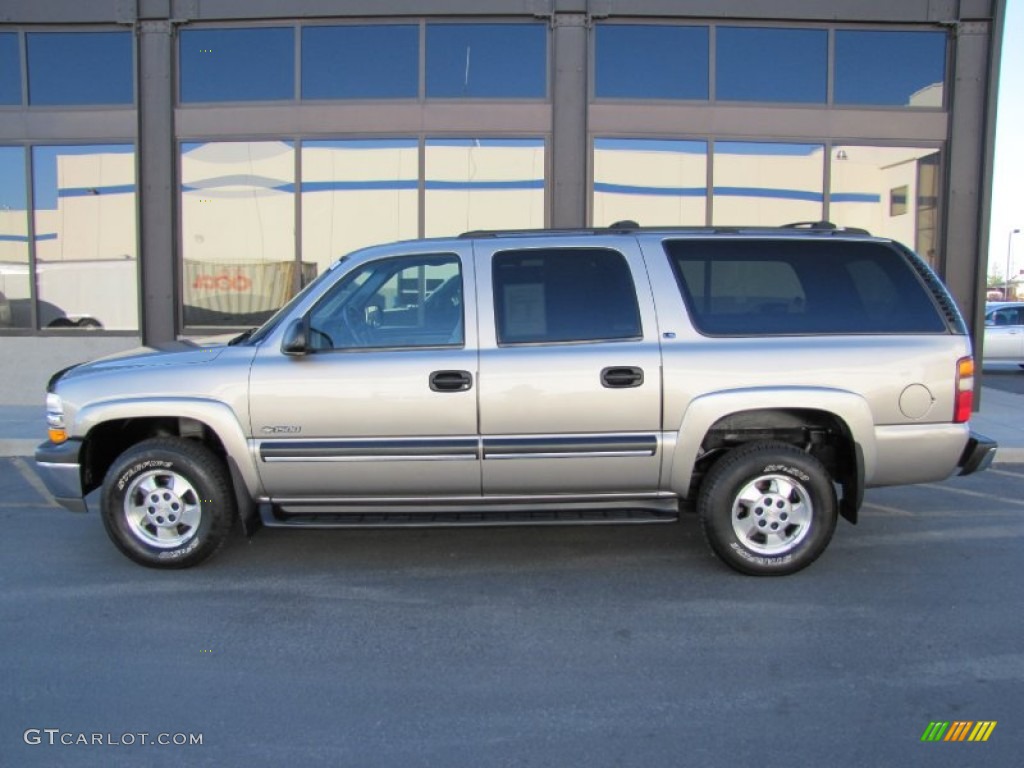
[699,443,837,576]
[101,440,234,569]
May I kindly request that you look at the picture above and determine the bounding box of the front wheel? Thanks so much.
[101,438,236,568]
[698,441,838,576]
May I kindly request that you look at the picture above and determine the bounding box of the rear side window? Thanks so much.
[665,239,946,335]
[493,248,642,344]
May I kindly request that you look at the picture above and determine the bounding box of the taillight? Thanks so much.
[954,356,974,423]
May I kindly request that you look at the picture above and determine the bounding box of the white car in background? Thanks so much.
[984,302,1024,367]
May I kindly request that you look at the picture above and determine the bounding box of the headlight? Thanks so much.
[46,392,67,443]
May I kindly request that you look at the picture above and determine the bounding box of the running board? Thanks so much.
[259,506,679,529]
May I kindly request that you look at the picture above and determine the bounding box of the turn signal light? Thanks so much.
[48,427,67,444]
[954,356,974,424]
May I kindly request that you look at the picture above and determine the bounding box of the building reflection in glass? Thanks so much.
[712,142,825,226]
[0,147,30,328]
[180,141,298,327]
[301,139,419,277]
[592,139,707,226]
[424,139,545,237]
[31,145,138,330]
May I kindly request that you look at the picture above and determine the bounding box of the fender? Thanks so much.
[666,386,877,498]
[75,397,264,502]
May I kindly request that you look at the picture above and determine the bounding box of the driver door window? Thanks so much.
[308,254,463,349]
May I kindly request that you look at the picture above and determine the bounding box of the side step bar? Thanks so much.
[259,506,679,529]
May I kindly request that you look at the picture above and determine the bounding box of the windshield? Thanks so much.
[244,259,346,345]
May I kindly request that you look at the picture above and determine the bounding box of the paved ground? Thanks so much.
[2,457,1022,767]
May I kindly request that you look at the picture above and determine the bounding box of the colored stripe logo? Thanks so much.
[921,721,997,742]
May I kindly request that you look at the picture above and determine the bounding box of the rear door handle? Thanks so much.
[601,366,644,388]
[430,370,473,392]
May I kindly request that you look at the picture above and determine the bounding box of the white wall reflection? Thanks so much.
[32,145,138,330]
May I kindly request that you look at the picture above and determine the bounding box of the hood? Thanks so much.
[54,340,228,387]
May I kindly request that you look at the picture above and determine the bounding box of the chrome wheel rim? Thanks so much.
[123,469,202,549]
[731,473,813,556]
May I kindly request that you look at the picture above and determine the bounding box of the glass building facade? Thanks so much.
[0,1,1003,348]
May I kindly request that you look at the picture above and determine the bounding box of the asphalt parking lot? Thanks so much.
[2,456,1022,767]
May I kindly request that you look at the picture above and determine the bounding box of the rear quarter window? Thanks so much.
[665,239,947,335]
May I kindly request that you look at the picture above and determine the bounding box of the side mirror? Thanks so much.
[281,318,310,356]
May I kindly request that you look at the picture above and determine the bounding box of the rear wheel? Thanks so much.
[100,438,236,568]
[698,441,838,576]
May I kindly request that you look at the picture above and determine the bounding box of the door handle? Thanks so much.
[601,366,644,388]
[429,370,473,392]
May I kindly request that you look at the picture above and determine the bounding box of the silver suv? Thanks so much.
[35,224,997,575]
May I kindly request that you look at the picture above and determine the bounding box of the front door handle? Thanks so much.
[601,366,644,388]
[430,370,473,392]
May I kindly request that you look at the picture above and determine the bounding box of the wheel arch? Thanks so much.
[668,387,876,523]
[76,398,260,521]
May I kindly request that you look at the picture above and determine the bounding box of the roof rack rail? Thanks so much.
[782,220,871,235]
[458,222,873,238]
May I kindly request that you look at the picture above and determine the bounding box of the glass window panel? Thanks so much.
[594,25,708,100]
[835,31,946,107]
[426,24,546,98]
[179,28,294,103]
[666,239,945,335]
[181,141,297,327]
[301,140,419,277]
[32,145,138,330]
[716,27,826,103]
[0,33,20,105]
[493,248,641,344]
[830,146,942,266]
[425,139,545,236]
[593,139,707,226]
[301,25,418,99]
[27,32,133,106]
[712,142,824,226]
[309,254,463,350]
[0,147,30,328]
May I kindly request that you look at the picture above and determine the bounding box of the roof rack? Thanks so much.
[459,221,873,238]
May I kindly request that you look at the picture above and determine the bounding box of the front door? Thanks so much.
[249,247,479,501]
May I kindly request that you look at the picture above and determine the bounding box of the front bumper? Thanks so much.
[958,432,998,476]
[34,439,86,512]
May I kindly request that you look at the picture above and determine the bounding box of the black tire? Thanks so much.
[697,441,838,576]
[100,438,236,568]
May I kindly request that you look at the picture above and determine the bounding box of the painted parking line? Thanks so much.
[10,456,58,508]
[921,482,1024,508]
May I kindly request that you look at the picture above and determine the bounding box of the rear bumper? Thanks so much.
[958,432,998,476]
[34,439,87,512]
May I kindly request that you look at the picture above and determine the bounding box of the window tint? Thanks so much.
[426,24,546,98]
[666,239,945,335]
[988,307,1024,327]
[594,25,708,100]
[493,249,641,344]
[835,31,946,107]
[27,32,133,106]
[302,26,418,99]
[309,255,463,350]
[179,28,294,103]
[0,33,20,105]
[716,27,826,103]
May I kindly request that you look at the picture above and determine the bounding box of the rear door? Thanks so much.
[474,238,663,495]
